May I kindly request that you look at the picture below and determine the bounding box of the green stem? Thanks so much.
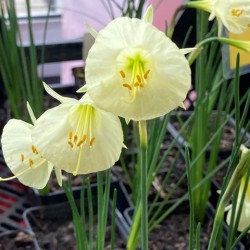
[127,203,141,250]
[208,151,250,250]
[166,5,186,39]
[139,120,148,250]
[97,172,103,250]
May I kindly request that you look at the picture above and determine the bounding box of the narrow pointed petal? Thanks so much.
[143,5,154,24]
[77,85,88,93]
[43,82,75,103]
[180,48,197,55]
[54,166,62,187]
[27,102,36,124]
[85,23,98,38]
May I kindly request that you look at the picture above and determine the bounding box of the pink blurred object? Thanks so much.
[147,0,184,31]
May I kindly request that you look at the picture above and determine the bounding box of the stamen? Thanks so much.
[119,70,126,78]
[82,134,87,143]
[31,145,38,155]
[136,75,142,83]
[231,8,244,17]
[29,158,34,167]
[68,141,74,149]
[123,83,132,90]
[73,147,83,176]
[0,168,30,181]
[77,135,87,147]
[89,137,95,147]
[74,135,78,143]
[21,154,24,162]
[69,131,73,140]
[144,70,150,79]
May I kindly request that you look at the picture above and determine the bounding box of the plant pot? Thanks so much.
[110,181,133,240]
[23,191,128,250]
[0,230,36,250]
[0,153,31,233]
[167,110,250,158]
[124,200,245,250]
[29,171,120,205]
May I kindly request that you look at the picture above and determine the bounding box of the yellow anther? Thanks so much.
[77,140,84,147]
[21,154,24,162]
[74,135,78,143]
[231,8,244,17]
[68,141,74,149]
[29,158,34,167]
[69,131,73,140]
[136,75,142,83]
[123,83,132,90]
[32,145,38,155]
[82,134,87,142]
[134,82,140,87]
[120,70,126,78]
[89,137,95,147]
[144,70,150,79]
[77,135,87,147]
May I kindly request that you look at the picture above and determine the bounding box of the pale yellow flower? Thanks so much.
[83,9,191,121]
[0,119,54,189]
[226,146,250,232]
[226,175,250,232]
[186,0,250,35]
[218,37,250,53]
[32,83,124,175]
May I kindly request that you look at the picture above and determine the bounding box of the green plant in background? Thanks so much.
[0,0,44,120]
[187,53,250,249]
[165,1,250,223]
[0,0,250,249]
[63,171,117,250]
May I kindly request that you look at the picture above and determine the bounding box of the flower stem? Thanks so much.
[208,150,250,250]
[139,120,148,250]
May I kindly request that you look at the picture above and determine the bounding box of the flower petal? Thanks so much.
[143,5,154,24]
[54,166,62,187]
[86,17,191,121]
[32,102,123,175]
[43,82,76,103]
[1,119,53,189]
[27,102,36,124]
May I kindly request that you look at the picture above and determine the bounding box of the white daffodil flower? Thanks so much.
[226,145,250,232]
[186,0,250,35]
[226,175,250,232]
[32,83,124,175]
[83,7,191,121]
[0,119,54,189]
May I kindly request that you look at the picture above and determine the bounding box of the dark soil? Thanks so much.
[26,202,218,250]
[148,204,214,250]
[27,205,126,250]
[0,231,35,250]
[169,112,250,153]
[148,148,188,202]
